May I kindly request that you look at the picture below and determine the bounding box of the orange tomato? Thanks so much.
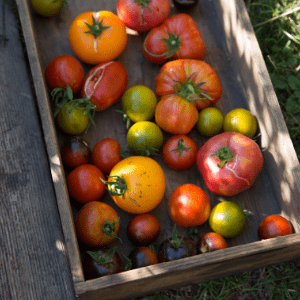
[68,11,128,65]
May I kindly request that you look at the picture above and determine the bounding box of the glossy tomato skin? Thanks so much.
[81,61,128,111]
[30,0,64,17]
[45,55,84,94]
[61,137,92,168]
[158,237,196,262]
[196,132,264,196]
[92,138,122,174]
[75,201,120,247]
[155,94,198,135]
[143,13,205,64]
[168,184,211,228]
[128,247,158,269]
[83,248,123,280]
[116,0,171,32]
[156,59,223,110]
[162,135,197,170]
[258,215,293,240]
[197,232,227,254]
[127,214,160,246]
[67,164,106,204]
[69,11,127,65]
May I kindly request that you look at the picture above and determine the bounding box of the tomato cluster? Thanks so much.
[40,0,294,282]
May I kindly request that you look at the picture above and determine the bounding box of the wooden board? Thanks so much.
[16,0,300,299]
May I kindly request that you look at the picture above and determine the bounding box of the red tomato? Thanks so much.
[143,13,205,64]
[168,184,211,228]
[116,0,171,32]
[75,201,120,247]
[67,164,106,204]
[61,137,92,168]
[162,135,197,170]
[81,61,128,111]
[155,94,198,134]
[197,232,227,254]
[258,215,293,240]
[196,132,264,196]
[156,59,223,110]
[92,138,123,174]
[45,55,84,94]
[127,214,160,246]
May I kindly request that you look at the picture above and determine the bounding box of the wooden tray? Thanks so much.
[17,0,300,299]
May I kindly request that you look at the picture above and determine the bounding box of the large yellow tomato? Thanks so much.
[68,11,128,65]
[105,156,166,214]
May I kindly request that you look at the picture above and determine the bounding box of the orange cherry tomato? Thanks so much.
[68,11,128,65]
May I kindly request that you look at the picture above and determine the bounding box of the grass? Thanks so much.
[131,0,300,299]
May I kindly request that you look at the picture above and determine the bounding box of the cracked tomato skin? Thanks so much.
[143,13,205,64]
[196,132,263,196]
[68,11,127,65]
[116,0,171,32]
[81,61,128,111]
[155,59,223,110]
[107,156,166,214]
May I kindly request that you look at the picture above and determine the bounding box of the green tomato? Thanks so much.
[30,0,64,17]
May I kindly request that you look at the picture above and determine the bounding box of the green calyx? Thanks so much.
[173,73,215,102]
[171,138,192,157]
[212,146,234,168]
[168,224,184,249]
[134,0,151,11]
[161,32,182,58]
[85,16,111,38]
[102,219,122,243]
[100,176,128,196]
[87,247,117,265]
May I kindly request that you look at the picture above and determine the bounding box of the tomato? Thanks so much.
[68,11,128,65]
[258,215,293,240]
[75,201,120,247]
[30,0,65,17]
[196,132,264,196]
[127,247,158,270]
[92,138,122,174]
[143,13,205,64]
[127,214,160,246]
[116,0,171,32]
[168,184,211,228]
[197,107,224,137]
[172,0,198,10]
[158,225,196,262]
[120,85,157,125]
[104,156,166,214]
[162,135,197,170]
[45,55,84,94]
[61,137,91,168]
[126,121,163,156]
[156,59,223,110]
[197,232,227,254]
[84,247,123,280]
[209,201,246,238]
[67,164,106,204]
[81,61,128,111]
[155,94,198,135]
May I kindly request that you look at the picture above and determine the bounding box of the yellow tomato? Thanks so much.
[68,11,128,65]
[106,156,166,214]
[197,107,224,136]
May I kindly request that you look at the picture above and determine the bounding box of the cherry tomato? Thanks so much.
[155,94,199,135]
[61,137,91,168]
[127,214,160,246]
[69,11,127,65]
[81,61,128,111]
[92,138,122,174]
[197,232,227,254]
[128,247,158,269]
[168,184,211,228]
[156,59,223,110]
[45,55,84,94]
[116,0,171,32]
[162,135,197,170]
[67,164,106,204]
[30,0,65,17]
[258,215,293,240]
[75,201,120,248]
[84,247,123,280]
[143,13,205,64]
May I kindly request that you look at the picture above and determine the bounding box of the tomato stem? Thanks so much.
[168,224,184,248]
[87,247,116,265]
[160,32,182,58]
[102,219,122,243]
[85,16,111,38]
[100,176,128,196]
[211,146,234,168]
[123,255,133,271]
[171,138,192,157]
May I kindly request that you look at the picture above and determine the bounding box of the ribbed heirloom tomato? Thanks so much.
[69,11,127,65]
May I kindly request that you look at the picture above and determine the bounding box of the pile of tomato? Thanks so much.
[34,0,294,280]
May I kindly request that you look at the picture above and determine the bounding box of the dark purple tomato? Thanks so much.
[83,247,123,280]
[128,247,158,269]
[173,0,199,10]
[61,137,91,168]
